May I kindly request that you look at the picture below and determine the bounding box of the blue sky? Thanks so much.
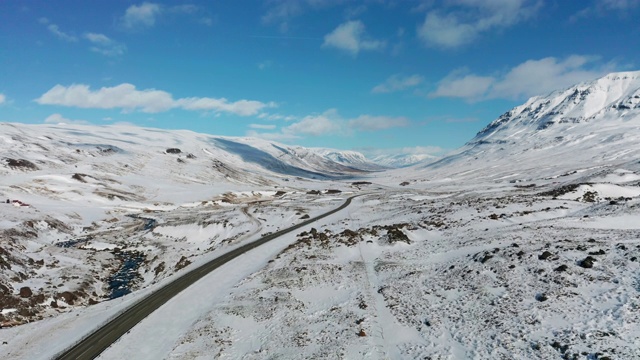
[1,0,639,158]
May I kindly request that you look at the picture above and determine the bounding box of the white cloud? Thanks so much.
[323,20,385,55]
[261,0,303,29]
[84,33,126,57]
[84,33,111,45]
[417,0,541,48]
[372,74,424,93]
[36,84,173,113]
[249,109,411,141]
[119,3,207,29]
[47,24,77,42]
[121,2,162,29]
[0,94,5,104]
[601,0,640,8]
[257,113,297,121]
[572,0,640,20]
[348,115,409,131]
[430,70,494,100]
[249,124,277,130]
[286,111,342,136]
[489,56,611,99]
[176,98,274,116]
[35,83,271,116]
[430,55,615,101]
[44,113,88,125]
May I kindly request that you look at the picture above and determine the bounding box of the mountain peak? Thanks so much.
[472,70,640,144]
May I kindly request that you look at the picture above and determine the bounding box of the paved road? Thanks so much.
[54,195,359,360]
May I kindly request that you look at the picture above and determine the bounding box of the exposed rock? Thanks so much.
[154,261,166,276]
[19,287,32,298]
[4,158,39,170]
[554,264,568,272]
[386,227,410,244]
[582,191,598,203]
[538,251,554,260]
[478,253,493,263]
[578,256,596,268]
[175,256,191,271]
[71,173,88,182]
[57,291,77,305]
[166,148,182,154]
[351,181,372,186]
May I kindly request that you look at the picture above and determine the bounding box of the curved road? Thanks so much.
[54,194,360,360]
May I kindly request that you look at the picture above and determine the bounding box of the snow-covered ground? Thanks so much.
[2,71,640,359]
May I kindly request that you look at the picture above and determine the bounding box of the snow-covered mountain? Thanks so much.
[311,148,389,171]
[472,70,640,146]
[0,123,377,185]
[409,71,640,183]
[370,153,438,168]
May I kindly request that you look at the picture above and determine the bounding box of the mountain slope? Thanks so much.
[473,71,640,145]
[404,71,640,184]
[0,123,377,189]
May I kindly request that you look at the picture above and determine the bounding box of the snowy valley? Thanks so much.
[1,71,640,359]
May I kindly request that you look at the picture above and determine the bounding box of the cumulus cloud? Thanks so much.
[417,0,541,48]
[247,111,339,141]
[430,55,615,101]
[84,33,126,57]
[372,74,424,93]
[44,113,88,125]
[323,20,385,55]
[121,2,162,29]
[348,115,409,131]
[430,70,494,100]
[286,111,342,136]
[46,23,77,42]
[248,109,410,141]
[35,83,272,116]
[176,98,273,116]
[120,2,207,30]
